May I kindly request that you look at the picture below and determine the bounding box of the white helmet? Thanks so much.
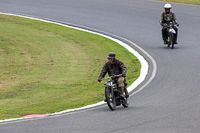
[164,3,171,9]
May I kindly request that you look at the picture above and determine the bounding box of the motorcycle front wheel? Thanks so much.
[105,87,116,111]
[170,33,174,49]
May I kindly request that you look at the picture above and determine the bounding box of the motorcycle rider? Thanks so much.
[160,3,179,44]
[98,52,127,98]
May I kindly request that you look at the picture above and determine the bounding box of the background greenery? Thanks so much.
[158,0,200,5]
[0,14,141,120]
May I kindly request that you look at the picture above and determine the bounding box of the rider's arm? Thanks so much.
[172,12,178,25]
[159,12,164,26]
[98,63,108,80]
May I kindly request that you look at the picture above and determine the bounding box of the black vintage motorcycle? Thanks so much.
[102,74,129,111]
[164,22,178,49]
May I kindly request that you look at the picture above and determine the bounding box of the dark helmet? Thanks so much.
[107,52,115,59]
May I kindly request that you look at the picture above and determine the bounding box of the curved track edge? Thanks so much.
[0,12,157,123]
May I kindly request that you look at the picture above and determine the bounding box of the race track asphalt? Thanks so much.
[0,0,200,133]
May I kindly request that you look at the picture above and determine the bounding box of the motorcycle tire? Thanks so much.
[170,34,174,49]
[168,41,170,47]
[105,87,116,111]
[122,87,129,108]
[122,98,129,108]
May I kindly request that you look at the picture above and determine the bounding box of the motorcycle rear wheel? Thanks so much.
[105,87,116,111]
[122,98,129,108]
[122,88,129,108]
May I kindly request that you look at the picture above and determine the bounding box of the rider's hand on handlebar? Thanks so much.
[98,78,102,82]
[111,74,115,79]
[163,23,167,27]
[176,23,179,27]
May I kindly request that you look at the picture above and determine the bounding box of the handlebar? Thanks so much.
[163,23,179,28]
[102,74,123,80]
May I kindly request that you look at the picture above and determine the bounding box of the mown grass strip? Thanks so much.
[158,0,200,5]
[0,14,141,120]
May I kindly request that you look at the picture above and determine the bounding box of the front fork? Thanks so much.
[105,85,114,98]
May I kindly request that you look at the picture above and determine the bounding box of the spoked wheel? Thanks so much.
[122,88,129,108]
[167,39,170,47]
[105,87,116,111]
[122,98,129,108]
[170,34,174,49]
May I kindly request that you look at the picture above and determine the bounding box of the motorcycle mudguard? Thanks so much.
[169,28,176,34]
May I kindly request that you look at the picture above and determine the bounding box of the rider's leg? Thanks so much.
[118,77,125,97]
[162,28,168,44]
[120,87,125,98]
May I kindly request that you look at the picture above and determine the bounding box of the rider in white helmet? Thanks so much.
[160,3,179,44]
[164,3,171,9]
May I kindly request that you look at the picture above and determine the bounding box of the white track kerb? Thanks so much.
[0,12,152,123]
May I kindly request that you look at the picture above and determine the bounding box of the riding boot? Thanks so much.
[164,40,168,44]
[120,86,125,98]
[174,40,178,44]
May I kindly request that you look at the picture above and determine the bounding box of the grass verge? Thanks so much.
[158,0,200,5]
[0,14,141,120]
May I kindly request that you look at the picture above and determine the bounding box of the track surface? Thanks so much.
[0,0,200,133]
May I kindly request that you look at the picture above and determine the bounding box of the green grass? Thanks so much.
[158,0,200,5]
[0,14,141,120]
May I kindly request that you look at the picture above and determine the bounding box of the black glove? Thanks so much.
[98,78,102,82]
[176,23,179,27]
[162,23,167,27]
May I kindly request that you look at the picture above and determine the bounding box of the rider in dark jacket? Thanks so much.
[98,52,127,97]
[160,3,179,44]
